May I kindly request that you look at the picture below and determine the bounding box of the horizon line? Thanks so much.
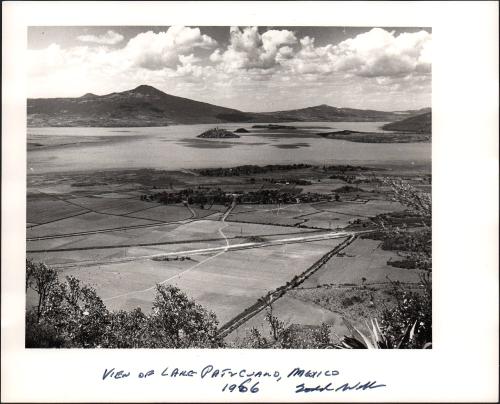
[27,84,431,114]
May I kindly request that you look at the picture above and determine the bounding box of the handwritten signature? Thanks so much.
[295,381,386,393]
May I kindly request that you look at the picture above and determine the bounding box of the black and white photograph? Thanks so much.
[25,24,433,349]
[2,1,498,402]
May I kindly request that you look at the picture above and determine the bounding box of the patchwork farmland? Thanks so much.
[27,164,430,340]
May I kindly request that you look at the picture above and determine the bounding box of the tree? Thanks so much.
[41,276,110,348]
[266,305,287,342]
[387,178,431,218]
[26,261,110,348]
[26,259,58,322]
[145,285,223,348]
[103,308,149,348]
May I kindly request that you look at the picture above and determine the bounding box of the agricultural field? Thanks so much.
[96,238,343,321]
[27,212,159,239]
[64,196,157,215]
[227,210,304,227]
[125,204,193,221]
[27,197,89,225]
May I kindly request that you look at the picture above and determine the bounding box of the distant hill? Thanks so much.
[257,104,404,123]
[382,111,432,133]
[27,85,255,127]
[392,107,431,116]
[27,85,431,127]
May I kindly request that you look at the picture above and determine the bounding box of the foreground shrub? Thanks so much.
[25,310,65,348]
[334,317,430,349]
[380,274,432,349]
[236,307,333,349]
[26,259,223,348]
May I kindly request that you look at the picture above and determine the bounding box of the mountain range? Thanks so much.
[27,84,430,127]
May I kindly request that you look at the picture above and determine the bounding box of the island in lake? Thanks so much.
[317,129,430,143]
[197,127,240,138]
[252,124,297,130]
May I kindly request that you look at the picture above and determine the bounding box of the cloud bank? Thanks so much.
[77,30,124,45]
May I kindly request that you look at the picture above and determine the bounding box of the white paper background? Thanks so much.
[2,1,499,402]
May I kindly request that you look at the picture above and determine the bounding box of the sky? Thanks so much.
[27,26,431,112]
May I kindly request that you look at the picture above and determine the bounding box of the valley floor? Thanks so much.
[27,163,431,343]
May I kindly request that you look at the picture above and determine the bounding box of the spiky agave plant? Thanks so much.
[334,318,430,349]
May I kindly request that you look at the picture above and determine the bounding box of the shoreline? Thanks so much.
[27,159,432,178]
[27,134,142,151]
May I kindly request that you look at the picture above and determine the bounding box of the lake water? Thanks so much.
[27,122,431,173]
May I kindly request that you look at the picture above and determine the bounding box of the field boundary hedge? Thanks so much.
[217,234,357,338]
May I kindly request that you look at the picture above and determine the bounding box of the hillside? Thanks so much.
[27,85,256,127]
[382,112,432,133]
[27,85,430,127]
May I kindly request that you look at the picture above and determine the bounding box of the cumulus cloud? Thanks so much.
[261,29,297,54]
[77,30,124,45]
[122,26,217,70]
[178,54,201,65]
[281,36,334,74]
[175,54,215,80]
[277,46,294,60]
[210,26,297,71]
[330,28,431,77]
